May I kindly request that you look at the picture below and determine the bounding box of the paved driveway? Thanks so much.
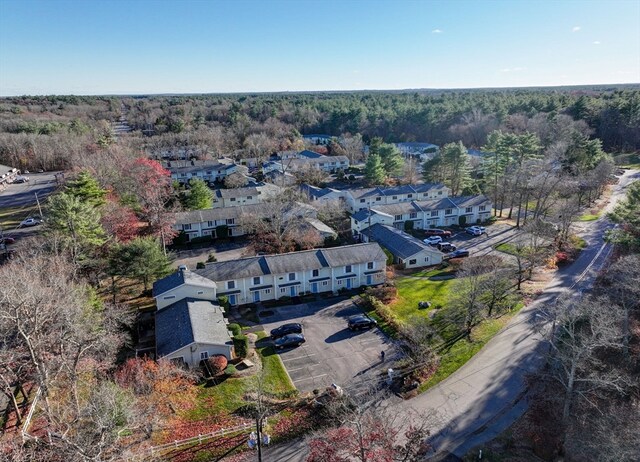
[259,298,399,393]
[446,223,519,260]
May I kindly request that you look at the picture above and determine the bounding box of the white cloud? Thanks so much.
[593,41,601,45]
[431,29,443,34]
[572,26,581,32]
[500,67,526,73]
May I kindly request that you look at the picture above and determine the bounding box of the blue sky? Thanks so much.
[0,0,638,95]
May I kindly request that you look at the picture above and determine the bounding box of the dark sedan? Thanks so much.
[270,323,303,339]
[274,333,306,350]
[347,314,378,331]
[444,249,470,259]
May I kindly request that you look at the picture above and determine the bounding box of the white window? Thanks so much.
[253,277,261,285]
[200,352,209,360]
[465,207,473,213]
[163,295,176,300]
[431,210,439,217]
[376,197,381,201]
[407,194,413,198]
[312,269,319,277]
[425,257,429,262]
[227,281,235,289]
[226,218,235,225]
[345,265,352,273]
[410,212,417,219]
[479,205,486,211]
[288,273,295,281]
[395,215,402,221]
[360,198,366,203]
[409,259,417,265]
[207,221,214,228]
[183,224,192,230]
[280,287,286,294]
[438,191,443,195]
[445,209,453,215]
[338,280,343,285]
[197,290,204,295]
[247,196,253,200]
[392,196,397,200]
[264,289,271,294]
[322,281,328,286]
[367,262,374,270]
[230,197,236,202]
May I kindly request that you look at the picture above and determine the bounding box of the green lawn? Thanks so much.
[392,275,454,316]
[374,273,524,393]
[578,212,601,221]
[495,242,519,255]
[186,331,296,420]
[420,310,521,391]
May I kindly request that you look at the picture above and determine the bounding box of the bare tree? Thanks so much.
[224,171,249,188]
[536,294,629,424]
[339,133,365,164]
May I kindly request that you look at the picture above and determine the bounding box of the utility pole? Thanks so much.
[35,192,43,219]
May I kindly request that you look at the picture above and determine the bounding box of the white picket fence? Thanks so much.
[130,422,254,461]
[20,386,42,441]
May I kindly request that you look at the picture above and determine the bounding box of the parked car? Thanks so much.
[423,236,443,245]
[270,323,303,339]
[445,249,470,259]
[424,229,452,237]
[0,236,16,245]
[19,218,42,227]
[348,314,378,331]
[274,333,306,350]
[13,176,29,183]
[465,226,484,236]
[437,242,457,252]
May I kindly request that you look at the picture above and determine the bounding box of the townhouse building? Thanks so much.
[351,194,493,234]
[344,184,450,214]
[361,223,443,269]
[211,183,282,208]
[173,202,317,240]
[165,159,238,184]
[194,243,386,306]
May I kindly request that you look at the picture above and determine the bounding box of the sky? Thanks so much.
[0,0,639,95]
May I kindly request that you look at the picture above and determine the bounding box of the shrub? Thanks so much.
[206,355,228,376]
[233,335,249,358]
[224,364,238,376]
[206,253,217,262]
[196,261,206,269]
[348,174,356,182]
[218,295,230,310]
[227,323,242,336]
[365,284,397,303]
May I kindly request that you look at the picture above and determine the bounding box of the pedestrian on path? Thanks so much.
[380,350,385,362]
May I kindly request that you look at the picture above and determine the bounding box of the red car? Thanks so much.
[424,228,452,237]
[0,236,16,244]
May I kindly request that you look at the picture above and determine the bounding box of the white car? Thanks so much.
[20,218,42,227]
[423,236,443,245]
[466,226,484,236]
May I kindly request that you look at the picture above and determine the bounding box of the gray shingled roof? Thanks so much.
[165,160,236,175]
[173,202,314,226]
[156,299,231,357]
[348,183,446,199]
[298,150,324,159]
[448,195,492,208]
[195,243,385,282]
[152,269,217,297]
[362,224,442,260]
[300,184,341,199]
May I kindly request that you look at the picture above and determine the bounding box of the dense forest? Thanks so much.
[0,85,638,172]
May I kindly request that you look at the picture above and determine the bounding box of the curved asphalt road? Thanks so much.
[238,170,639,462]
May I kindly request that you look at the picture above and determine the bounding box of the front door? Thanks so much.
[311,282,318,293]
[229,294,237,305]
[346,278,352,289]
[290,286,296,297]
[253,291,260,303]
[366,275,372,285]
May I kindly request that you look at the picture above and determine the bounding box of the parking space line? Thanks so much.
[293,374,328,383]
[281,353,316,362]
[285,366,309,373]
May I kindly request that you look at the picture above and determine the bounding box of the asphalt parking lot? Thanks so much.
[441,223,519,260]
[259,298,399,393]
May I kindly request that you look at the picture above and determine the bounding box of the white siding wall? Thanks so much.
[156,285,217,310]
[163,342,233,368]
